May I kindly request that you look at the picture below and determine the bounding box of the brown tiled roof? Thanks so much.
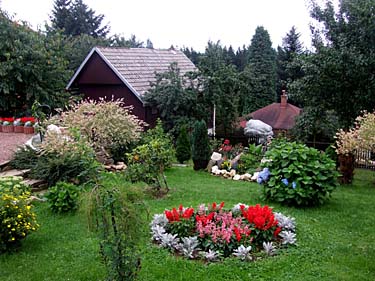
[239,103,302,130]
[96,47,197,97]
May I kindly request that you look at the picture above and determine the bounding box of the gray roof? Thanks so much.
[67,47,197,100]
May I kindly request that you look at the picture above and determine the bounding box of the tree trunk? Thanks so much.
[338,153,355,184]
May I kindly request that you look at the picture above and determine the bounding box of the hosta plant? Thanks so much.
[150,202,296,262]
[261,140,339,206]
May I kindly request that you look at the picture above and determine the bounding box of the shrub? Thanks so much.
[175,125,191,164]
[191,120,210,170]
[151,202,296,262]
[86,173,145,281]
[261,140,339,206]
[48,98,145,158]
[0,177,39,252]
[125,121,175,191]
[10,146,39,170]
[237,144,263,174]
[31,130,100,187]
[46,182,81,213]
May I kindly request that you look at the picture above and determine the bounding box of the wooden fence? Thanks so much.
[355,149,375,171]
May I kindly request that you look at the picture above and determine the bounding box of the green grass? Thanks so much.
[1,168,375,280]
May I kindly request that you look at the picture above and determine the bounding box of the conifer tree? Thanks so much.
[175,125,191,164]
[191,120,210,170]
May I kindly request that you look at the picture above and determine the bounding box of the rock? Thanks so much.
[229,169,236,178]
[211,165,219,174]
[233,174,241,181]
[211,152,222,162]
[207,159,216,172]
[251,172,259,181]
[243,173,252,181]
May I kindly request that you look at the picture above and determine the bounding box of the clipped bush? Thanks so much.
[175,125,191,164]
[261,141,339,206]
[0,177,39,252]
[191,120,210,170]
[46,182,81,213]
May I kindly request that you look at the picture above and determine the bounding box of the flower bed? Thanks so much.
[150,202,296,262]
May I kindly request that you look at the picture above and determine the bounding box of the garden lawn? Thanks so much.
[1,167,375,281]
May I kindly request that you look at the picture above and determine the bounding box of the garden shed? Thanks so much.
[66,47,197,127]
[239,91,302,135]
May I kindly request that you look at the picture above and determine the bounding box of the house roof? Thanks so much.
[66,47,197,102]
[239,102,302,130]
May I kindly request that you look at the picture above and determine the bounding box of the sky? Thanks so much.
[1,0,317,52]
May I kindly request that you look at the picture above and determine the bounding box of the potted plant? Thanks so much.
[23,120,35,134]
[13,118,24,133]
[2,120,14,133]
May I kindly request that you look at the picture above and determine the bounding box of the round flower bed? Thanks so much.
[150,202,296,262]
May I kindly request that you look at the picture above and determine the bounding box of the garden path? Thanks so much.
[0,132,32,163]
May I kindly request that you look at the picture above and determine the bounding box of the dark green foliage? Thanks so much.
[9,146,39,170]
[46,182,81,213]
[290,0,375,128]
[0,11,71,113]
[175,125,191,163]
[241,26,277,114]
[50,0,110,38]
[237,144,263,174]
[262,140,339,206]
[143,63,201,133]
[87,173,144,281]
[291,107,340,144]
[191,120,210,170]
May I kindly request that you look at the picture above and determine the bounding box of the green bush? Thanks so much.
[46,182,81,213]
[191,120,210,170]
[175,125,191,164]
[10,146,39,170]
[262,140,339,206]
[237,144,263,174]
[125,121,175,191]
[0,177,39,252]
[31,130,101,187]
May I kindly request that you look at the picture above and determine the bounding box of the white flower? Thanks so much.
[263,241,276,256]
[280,230,297,245]
[233,245,252,261]
[274,212,296,231]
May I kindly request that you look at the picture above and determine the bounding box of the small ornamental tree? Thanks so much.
[175,125,191,164]
[191,120,210,170]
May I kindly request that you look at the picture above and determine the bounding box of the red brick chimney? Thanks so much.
[280,90,288,108]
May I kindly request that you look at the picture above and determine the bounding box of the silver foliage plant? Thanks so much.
[176,236,200,259]
[233,245,253,261]
[274,212,296,231]
[280,230,297,245]
[263,241,276,256]
[202,249,221,262]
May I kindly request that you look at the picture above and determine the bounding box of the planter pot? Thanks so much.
[23,126,35,134]
[338,153,355,184]
[14,125,24,133]
[2,125,14,133]
[193,159,209,171]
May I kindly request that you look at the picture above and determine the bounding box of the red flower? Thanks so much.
[196,212,215,226]
[241,204,278,231]
[274,227,282,237]
[224,139,230,145]
[234,226,241,242]
[165,206,195,222]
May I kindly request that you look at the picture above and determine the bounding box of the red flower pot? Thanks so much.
[23,127,35,134]
[14,125,24,133]
[2,125,14,133]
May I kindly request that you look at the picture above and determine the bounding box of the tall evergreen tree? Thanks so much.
[175,125,191,164]
[241,26,276,114]
[276,26,304,100]
[50,0,109,38]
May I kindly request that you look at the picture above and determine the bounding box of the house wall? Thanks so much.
[71,52,150,124]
